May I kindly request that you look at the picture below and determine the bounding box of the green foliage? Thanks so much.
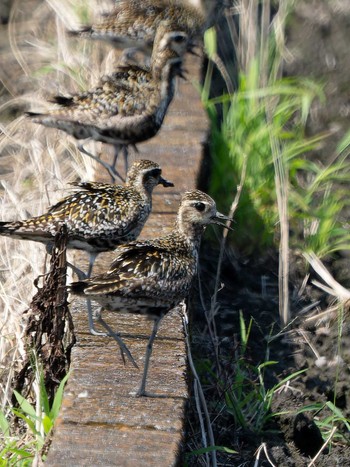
[297,401,350,445]
[289,135,350,257]
[0,372,69,464]
[203,56,327,254]
[195,313,306,439]
[220,312,306,433]
[204,25,350,259]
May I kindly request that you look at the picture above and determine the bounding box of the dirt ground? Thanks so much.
[185,1,350,465]
[185,248,350,466]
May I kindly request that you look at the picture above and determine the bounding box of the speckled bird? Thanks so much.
[69,0,207,54]
[26,23,189,181]
[0,159,173,278]
[69,189,233,396]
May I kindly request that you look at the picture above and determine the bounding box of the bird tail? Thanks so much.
[67,26,93,38]
[0,222,11,234]
[68,281,88,295]
[25,111,42,118]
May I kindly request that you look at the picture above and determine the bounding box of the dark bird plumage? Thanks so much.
[69,0,206,53]
[0,159,173,277]
[69,190,233,396]
[26,23,189,181]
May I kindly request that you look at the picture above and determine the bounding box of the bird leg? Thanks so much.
[87,251,97,279]
[111,144,129,182]
[86,299,108,337]
[78,143,125,183]
[96,310,139,369]
[122,145,129,175]
[136,317,161,397]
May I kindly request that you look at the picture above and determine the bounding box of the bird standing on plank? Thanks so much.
[0,159,173,366]
[69,190,233,396]
[69,0,207,54]
[27,23,189,181]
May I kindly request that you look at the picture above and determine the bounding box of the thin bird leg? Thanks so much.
[96,311,139,369]
[78,143,125,183]
[67,261,87,280]
[122,145,129,176]
[87,251,98,279]
[136,317,161,397]
[112,143,122,170]
[87,299,108,337]
[111,144,128,182]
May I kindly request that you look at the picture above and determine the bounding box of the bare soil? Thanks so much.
[186,248,350,466]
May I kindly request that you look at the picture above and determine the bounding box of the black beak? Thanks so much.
[159,176,174,188]
[212,211,234,231]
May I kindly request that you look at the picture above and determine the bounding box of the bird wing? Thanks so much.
[83,242,195,299]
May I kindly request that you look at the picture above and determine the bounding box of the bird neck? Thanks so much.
[174,217,205,249]
[125,178,153,203]
[158,59,181,102]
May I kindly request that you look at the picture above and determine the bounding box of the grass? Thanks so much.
[186,0,350,464]
[0,366,69,464]
[0,0,113,459]
[219,312,306,435]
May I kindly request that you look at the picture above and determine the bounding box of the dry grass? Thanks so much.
[0,0,117,412]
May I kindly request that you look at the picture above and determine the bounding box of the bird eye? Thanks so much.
[194,202,206,212]
[174,35,186,43]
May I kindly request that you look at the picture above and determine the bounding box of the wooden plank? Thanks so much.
[46,53,207,465]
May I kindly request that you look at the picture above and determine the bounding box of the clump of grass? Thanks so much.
[0,364,69,464]
[204,61,325,254]
[202,0,350,326]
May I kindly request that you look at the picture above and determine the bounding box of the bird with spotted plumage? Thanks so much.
[69,189,233,396]
[0,159,173,365]
[0,159,172,278]
[69,0,207,55]
[26,22,189,181]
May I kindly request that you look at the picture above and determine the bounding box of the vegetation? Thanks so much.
[0,369,68,464]
[186,0,350,464]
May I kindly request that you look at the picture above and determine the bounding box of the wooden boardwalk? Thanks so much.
[46,53,208,466]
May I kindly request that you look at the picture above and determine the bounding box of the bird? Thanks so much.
[69,0,207,55]
[0,159,173,275]
[69,189,233,396]
[0,159,173,365]
[26,23,189,181]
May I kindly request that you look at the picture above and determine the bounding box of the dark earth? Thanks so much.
[185,1,350,465]
[186,248,350,466]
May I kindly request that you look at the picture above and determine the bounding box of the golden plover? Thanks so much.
[69,189,233,396]
[0,159,172,276]
[26,23,189,181]
[0,159,173,365]
[69,0,206,54]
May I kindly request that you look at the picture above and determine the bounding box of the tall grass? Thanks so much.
[0,0,115,449]
[203,0,350,325]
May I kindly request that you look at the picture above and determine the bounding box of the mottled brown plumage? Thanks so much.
[69,190,233,396]
[0,159,173,276]
[26,24,188,180]
[69,0,206,53]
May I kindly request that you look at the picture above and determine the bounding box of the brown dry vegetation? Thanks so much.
[0,0,118,429]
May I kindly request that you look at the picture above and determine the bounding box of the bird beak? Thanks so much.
[159,176,174,188]
[212,211,234,231]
